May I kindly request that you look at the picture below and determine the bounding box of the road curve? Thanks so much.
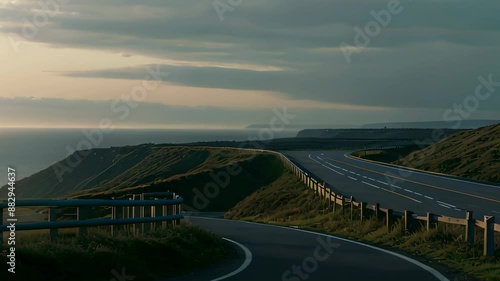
[283,150,500,218]
[183,216,449,281]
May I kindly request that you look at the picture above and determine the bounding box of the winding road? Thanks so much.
[174,216,449,281]
[283,150,500,218]
[167,149,499,281]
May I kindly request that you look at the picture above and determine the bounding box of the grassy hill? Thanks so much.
[296,128,464,140]
[3,145,285,211]
[394,124,500,183]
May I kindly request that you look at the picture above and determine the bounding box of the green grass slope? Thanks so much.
[5,145,285,212]
[394,124,500,183]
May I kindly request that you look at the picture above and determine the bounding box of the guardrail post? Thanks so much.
[171,193,177,226]
[483,216,495,256]
[322,182,326,200]
[48,208,58,238]
[332,193,337,213]
[143,200,151,233]
[360,202,367,222]
[341,196,345,215]
[114,206,124,235]
[77,207,90,237]
[350,196,354,222]
[386,209,393,232]
[374,203,380,220]
[404,210,414,235]
[140,193,145,234]
[0,206,4,247]
[127,198,133,234]
[162,204,168,229]
[465,211,474,246]
[176,196,182,226]
[426,212,436,231]
[327,189,332,211]
[154,198,162,231]
[130,194,142,234]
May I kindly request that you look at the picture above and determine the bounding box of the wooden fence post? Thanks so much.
[332,193,337,213]
[426,212,436,231]
[49,208,58,238]
[350,196,354,222]
[154,198,162,231]
[374,203,380,220]
[386,209,393,232]
[128,198,133,233]
[404,210,414,234]
[140,193,145,233]
[162,204,168,229]
[341,196,345,215]
[177,197,182,226]
[327,189,332,211]
[465,211,474,246]
[360,202,367,222]
[132,194,142,235]
[484,216,495,256]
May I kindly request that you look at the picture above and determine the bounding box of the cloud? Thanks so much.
[1,0,500,124]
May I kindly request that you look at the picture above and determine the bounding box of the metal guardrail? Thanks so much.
[259,149,498,257]
[0,192,183,246]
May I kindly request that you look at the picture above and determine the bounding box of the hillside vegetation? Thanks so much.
[5,145,284,211]
[296,128,464,139]
[0,225,234,281]
[394,124,500,183]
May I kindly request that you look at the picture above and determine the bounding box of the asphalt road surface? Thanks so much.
[179,217,449,281]
[283,150,500,218]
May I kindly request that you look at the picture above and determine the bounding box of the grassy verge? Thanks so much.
[226,169,500,281]
[1,224,235,281]
[351,146,422,163]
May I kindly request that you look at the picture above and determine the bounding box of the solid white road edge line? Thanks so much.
[362,181,380,189]
[211,238,253,281]
[193,217,450,281]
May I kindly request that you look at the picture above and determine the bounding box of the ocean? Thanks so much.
[0,128,298,185]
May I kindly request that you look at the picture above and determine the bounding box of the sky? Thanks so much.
[1,0,500,129]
